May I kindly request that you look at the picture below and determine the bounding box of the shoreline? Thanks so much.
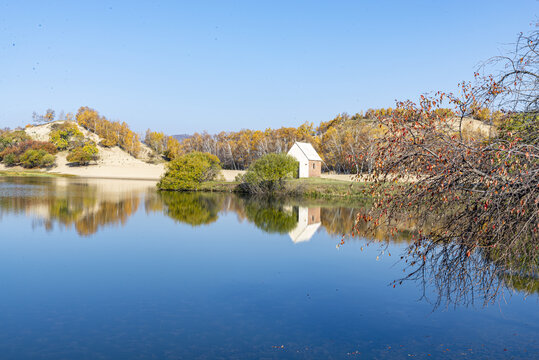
[0,170,159,182]
[0,170,367,199]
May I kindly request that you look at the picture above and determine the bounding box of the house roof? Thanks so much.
[293,142,322,161]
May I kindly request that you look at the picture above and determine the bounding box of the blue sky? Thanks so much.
[0,1,536,134]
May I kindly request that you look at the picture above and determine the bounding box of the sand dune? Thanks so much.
[15,122,166,180]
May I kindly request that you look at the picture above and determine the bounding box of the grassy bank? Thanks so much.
[191,177,369,199]
[288,177,368,199]
[1,170,369,200]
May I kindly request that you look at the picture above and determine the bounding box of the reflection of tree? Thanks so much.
[74,199,140,235]
[317,206,414,243]
[320,207,357,237]
[242,199,297,234]
[345,202,538,307]
[503,273,539,295]
[394,236,538,309]
[0,177,143,236]
[144,189,164,214]
[159,192,221,226]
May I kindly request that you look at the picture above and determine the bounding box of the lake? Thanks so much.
[0,177,537,359]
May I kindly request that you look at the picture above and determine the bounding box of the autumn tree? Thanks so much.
[49,122,84,150]
[354,29,539,306]
[144,130,166,154]
[66,142,99,165]
[76,107,141,157]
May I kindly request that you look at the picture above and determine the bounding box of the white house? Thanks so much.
[287,142,322,178]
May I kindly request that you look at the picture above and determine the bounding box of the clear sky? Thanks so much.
[0,0,536,134]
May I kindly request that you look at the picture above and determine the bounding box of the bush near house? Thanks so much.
[238,153,298,194]
[158,152,221,191]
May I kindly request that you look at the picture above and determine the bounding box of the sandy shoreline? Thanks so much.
[0,164,358,183]
[0,152,167,181]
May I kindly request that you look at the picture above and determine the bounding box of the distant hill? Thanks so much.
[172,134,190,142]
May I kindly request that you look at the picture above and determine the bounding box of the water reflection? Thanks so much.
[158,191,221,226]
[0,177,151,236]
[0,177,536,306]
[288,206,321,243]
[0,177,369,240]
[144,189,367,240]
[395,238,539,309]
[243,199,298,234]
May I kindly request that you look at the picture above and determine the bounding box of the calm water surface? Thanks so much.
[0,177,537,359]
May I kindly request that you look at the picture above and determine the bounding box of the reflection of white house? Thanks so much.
[288,207,321,243]
[287,142,322,178]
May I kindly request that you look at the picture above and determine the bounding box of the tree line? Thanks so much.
[22,104,497,175]
[145,113,393,173]
[145,106,498,174]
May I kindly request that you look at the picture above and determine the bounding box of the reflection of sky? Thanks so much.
[0,200,537,358]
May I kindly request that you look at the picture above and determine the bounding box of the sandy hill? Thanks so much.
[20,121,166,180]
[447,117,493,138]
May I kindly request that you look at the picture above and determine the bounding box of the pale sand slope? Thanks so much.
[220,170,245,182]
[52,149,166,180]
[448,117,493,137]
[21,121,166,180]
[0,154,166,180]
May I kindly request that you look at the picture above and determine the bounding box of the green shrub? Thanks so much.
[158,152,221,191]
[66,142,99,165]
[3,153,17,166]
[41,153,56,167]
[0,137,10,153]
[239,153,299,194]
[19,149,56,168]
[49,122,84,150]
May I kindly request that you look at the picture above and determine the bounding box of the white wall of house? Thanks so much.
[287,143,309,178]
